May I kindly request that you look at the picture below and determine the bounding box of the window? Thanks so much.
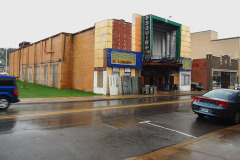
[124,68,131,76]
[212,71,221,87]
[203,89,235,100]
[230,72,237,86]
[0,78,16,86]
[97,71,103,88]
[181,73,190,86]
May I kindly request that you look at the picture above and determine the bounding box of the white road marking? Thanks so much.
[140,121,196,138]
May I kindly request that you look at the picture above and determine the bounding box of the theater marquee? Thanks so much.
[107,49,142,68]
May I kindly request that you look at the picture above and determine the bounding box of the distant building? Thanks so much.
[9,14,191,94]
[0,59,6,70]
[192,54,238,89]
[191,30,240,88]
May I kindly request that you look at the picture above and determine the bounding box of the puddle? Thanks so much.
[101,117,141,129]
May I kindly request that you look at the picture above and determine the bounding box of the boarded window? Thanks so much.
[34,67,39,84]
[41,65,48,86]
[97,71,103,88]
[28,68,33,83]
[50,64,58,88]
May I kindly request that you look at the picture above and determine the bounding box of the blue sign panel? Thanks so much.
[107,49,142,68]
[180,57,192,71]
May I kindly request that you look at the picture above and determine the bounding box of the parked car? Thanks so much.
[191,80,203,91]
[0,75,19,110]
[192,89,240,124]
[0,72,9,76]
[235,84,240,90]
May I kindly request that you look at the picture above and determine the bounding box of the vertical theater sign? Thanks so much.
[144,15,151,52]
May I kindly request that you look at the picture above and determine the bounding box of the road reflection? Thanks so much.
[0,119,16,133]
[0,96,195,132]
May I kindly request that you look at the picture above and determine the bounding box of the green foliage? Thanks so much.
[17,80,99,98]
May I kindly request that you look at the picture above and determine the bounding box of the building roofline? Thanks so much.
[191,30,218,34]
[211,37,240,42]
[10,32,72,53]
[191,30,240,42]
[34,32,72,44]
[10,26,96,54]
[73,26,95,35]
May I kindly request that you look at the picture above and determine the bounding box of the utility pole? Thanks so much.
[5,48,7,72]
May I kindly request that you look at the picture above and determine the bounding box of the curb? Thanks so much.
[125,124,240,160]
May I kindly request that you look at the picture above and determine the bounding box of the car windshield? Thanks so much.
[203,89,235,100]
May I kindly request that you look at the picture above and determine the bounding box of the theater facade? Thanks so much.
[9,14,191,95]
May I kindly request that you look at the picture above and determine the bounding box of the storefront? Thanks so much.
[141,15,191,91]
[212,70,238,89]
[142,63,181,91]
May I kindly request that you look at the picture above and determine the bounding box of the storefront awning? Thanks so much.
[143,62,182,67]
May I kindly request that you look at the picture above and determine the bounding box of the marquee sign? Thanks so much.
[111,52,136,65]
[107,49,142,68]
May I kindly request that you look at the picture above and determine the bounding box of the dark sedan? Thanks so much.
[192,89,240,124]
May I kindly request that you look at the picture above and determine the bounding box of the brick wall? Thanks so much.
[61,34,73,89]
[72,28,95,92]
[191,59,207,89]
[11,50,20,78]
[135,14,142,52]
[207,54,238,70]
[9,33,71,89]
[112,19,132,51]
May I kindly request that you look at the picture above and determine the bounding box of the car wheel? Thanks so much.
[197,88,202,91]
[191,86,195,91]
[232,111,240,124]
[0,96,10,110]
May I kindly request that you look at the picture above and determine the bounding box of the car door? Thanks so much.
[237,93,240,109]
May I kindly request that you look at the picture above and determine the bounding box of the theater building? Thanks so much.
[9,14,191,95]
[140,15,191,92]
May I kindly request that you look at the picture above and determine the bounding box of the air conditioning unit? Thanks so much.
[19,41,31,48]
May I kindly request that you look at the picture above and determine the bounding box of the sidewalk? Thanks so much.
[126,124,240,160]
[17,90,207,105]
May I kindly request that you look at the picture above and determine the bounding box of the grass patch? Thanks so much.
[17,80,100,98]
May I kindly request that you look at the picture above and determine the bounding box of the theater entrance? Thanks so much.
[141,63,181,92]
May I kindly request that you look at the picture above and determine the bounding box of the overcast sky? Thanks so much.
[1,0,239,48]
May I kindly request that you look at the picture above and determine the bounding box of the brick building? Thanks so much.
[9,14,191,94]
[192,54,238,89]
[191,30,240,88]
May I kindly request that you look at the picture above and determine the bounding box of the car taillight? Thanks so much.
[218,101,230,107]
[193,97,198,102]
[14,89,19,95]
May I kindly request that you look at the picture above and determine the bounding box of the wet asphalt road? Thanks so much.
[0,95,233,160]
